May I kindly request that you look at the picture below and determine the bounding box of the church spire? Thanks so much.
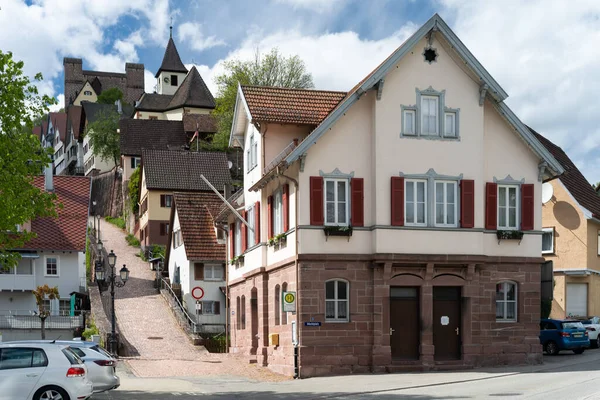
[154,29,188,78]
[169,17,173,39]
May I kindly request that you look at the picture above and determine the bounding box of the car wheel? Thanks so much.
[573,348,585,354]
[33,386,70,400]
[545,341,559,355]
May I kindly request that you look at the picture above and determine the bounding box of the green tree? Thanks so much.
[97,87,124,105]
[0,51,57,267]
[86,109,120,166]
[32,284,59,339]
[212,48,314,149]
[128,166,141,215]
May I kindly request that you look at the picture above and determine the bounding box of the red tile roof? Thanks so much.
[22,176,91,252]
[173,192,225,261]
[241,86,346,125]
[50,112,68,143]
[532,128,600,218]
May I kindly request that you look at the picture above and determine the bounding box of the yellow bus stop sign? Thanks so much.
[283,291,296,312]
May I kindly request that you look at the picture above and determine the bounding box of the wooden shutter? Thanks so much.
[160,195,165,207]
[194,263,204,280]
[282,184,289,232]
[310,176,324,225]
[460,180,475,228]
[214,301,221,315]
[390,176,405,226]
[159,223,165,236]
[241,211,247,253]
[521,183,535,231]
[351,178,364,227]
[267,196,273,238]
[485,182,498,230]
[254,201,261,245]
[229,223,235,259]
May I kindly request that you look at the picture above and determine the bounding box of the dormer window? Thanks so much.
[401,87,460,140]
[84,91,92,96]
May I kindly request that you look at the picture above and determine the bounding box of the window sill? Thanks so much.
[44,275,60,278]
[325,319,350,323]
[495,319,518,323]
[400,133,460,141]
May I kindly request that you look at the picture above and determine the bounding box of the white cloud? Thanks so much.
[178,22,226,52]
[274,0,347,13]
[144,70,158,93]
[49,94,65,113]
[439,0,600,182]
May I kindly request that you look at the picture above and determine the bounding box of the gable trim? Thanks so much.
[229,84,252,148]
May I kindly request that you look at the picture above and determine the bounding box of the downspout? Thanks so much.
[277,167,300,378]
[261,123,268,174]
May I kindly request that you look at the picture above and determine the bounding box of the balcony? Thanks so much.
[66,144,78,167]
[0,273,35,291]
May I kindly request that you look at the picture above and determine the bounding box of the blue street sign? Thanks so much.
[304,322,321,327]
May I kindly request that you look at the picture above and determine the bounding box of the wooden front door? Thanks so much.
[433,286,462,360]
[390,287,420,360]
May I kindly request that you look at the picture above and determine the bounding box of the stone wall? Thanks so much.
[90,169,123,218]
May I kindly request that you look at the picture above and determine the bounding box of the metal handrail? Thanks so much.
[160,278,197,330]
[262,140,298,175]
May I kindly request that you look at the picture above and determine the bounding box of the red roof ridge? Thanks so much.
[242,85,347,95]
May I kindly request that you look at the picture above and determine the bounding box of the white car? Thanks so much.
[581,316,600,348]
[0,342,93,400]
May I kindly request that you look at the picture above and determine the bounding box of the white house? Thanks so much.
[165,192,227,333]
[224,14,564,377]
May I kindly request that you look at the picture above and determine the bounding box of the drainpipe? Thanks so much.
[276,167,300,378]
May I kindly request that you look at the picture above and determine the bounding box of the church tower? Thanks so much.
[156,26,189,95]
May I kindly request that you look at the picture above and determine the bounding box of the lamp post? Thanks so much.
[95,249,129,355]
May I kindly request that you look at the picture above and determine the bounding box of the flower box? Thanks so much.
[496,230,524,244]
[323,226,353,241]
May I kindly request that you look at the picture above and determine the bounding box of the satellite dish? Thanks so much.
[228,161,233,170]
[542,182,554,204]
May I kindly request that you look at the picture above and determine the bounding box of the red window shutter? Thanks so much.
[267,195,273,239]
[521,184,535,231]
[390,177,404,226]
[485,182,498,230]
[283,184,289,232]
[214,301,221,315]
[460,180,475,228]
[254,201,261,245]
[310,176,324,225]
[351,178,364,227]
[241,211,247,252]
[229,223,235,259]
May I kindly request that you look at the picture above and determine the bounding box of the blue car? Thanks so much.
[540,319,590,355]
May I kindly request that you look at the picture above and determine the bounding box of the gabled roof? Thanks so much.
[167,66,215,110]
[135,93,173,111]
[155,38,188,78]
[81,102,134,124]
[142,149,232,192]
[67,106,84,141]
[240,86,346,125]
[183,113,217,133]
[21,176,91,252]
[279,13,563,178]
[33,126,42,141]
[532,128,600,218]
[120,120,187,156]
[172,192,225,261]
[49,112,68,142]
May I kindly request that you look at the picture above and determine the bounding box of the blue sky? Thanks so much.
[2,0,600,183]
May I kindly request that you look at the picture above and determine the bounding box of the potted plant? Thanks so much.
[496,230,524,244]
[268,233,288,249]
[323,225,353,239]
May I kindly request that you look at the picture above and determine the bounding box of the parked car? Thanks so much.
[540,319,590,355]
[580,316,600,348]
[0,342,93,400]
[8,340,119,393]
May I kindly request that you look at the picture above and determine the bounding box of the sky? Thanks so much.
[1,0,599,183]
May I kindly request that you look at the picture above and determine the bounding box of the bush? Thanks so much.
[128,167,141,215]
[105,216,126,230]
[85,236,91,283]
[82,320,100,340]
[140,244,165,261]
[126,234,140,247]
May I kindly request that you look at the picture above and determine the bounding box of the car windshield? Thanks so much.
[90,345,113,359]
[562,322,584,329]
[61,346,84,365]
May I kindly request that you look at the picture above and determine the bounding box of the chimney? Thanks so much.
[45,163,54,192]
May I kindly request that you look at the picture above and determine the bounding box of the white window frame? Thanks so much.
[273,190,284,235]
[434,180,458,227]
[598,231,600,256]
[235,220,242,256]
[542,227,554,254]
[405,179,427,226]
[444,112,456,137]
[325,279,349,322]
[247,205,255,246]
[44,256,59,277]
[421,95,439,136]
[199,300,219,315]
[403,109,416,135]
[324,178,349,226]
[498,185,520,230]
[204,264,224,281]
[59,299,71,316]
[496,281,518,322]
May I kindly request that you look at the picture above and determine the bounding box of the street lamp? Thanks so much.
[95,249,129,354]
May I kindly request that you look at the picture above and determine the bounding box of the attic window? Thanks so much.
[423,47,438,64]
[84,91,92,96]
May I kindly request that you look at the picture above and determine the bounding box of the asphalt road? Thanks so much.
[94,349,600,400]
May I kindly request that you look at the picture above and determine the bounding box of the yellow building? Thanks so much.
[536,131,600,319]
